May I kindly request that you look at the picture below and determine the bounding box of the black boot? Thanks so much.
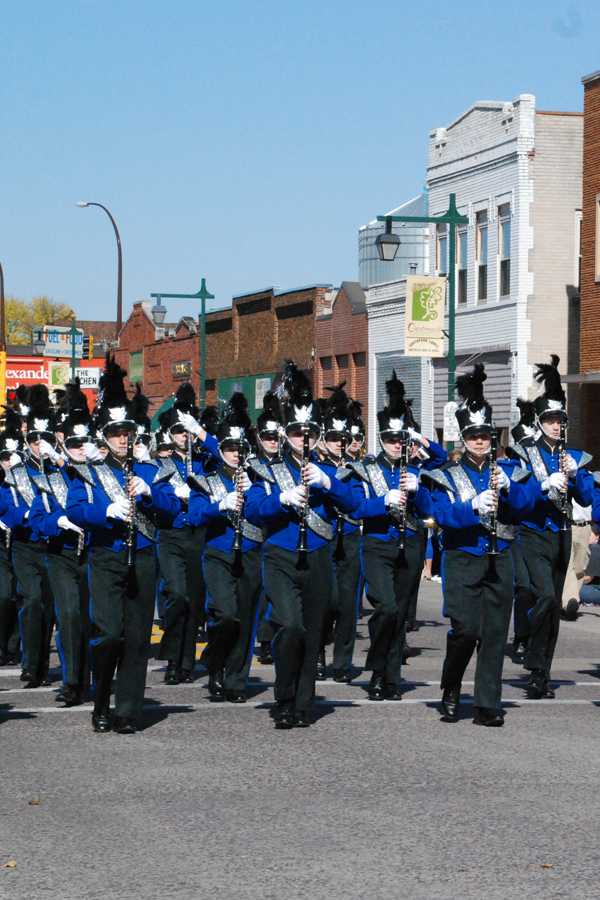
[527,669,546,699]
[473,707,504,727]
[258,641,273,665]
[208,669,225,701]
[91,643,118,733]
[164,663,180,685]
[273,701,295,729]
[368,673,385,701]
[440,686,460,722]
[316,649,327,681]
[61,684,82,707]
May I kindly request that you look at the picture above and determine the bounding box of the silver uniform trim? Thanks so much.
[447,464,515,541]
[206,473,264,544]
[95,464,156,542]
[270,462,334,541]
[525,445,572,517]
[8,465,36,507]
[364,461,420,532]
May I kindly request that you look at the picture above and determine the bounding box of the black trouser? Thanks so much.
[362,535,422,687]
[263,543,332,712]
[0,542,20,660]
[407,528,427,627]
[520,527,571,676]
[12,540,54,679]
[256,591,276,643]
[46,546,90,689]
[202,546,261,692]
[510,538,534,642]
[322,530,361,672]
[88,546,157,721]
[441,549,513,711]
[157,526,206,671]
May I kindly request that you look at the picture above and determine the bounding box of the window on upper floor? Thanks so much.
[457,228,467,304]
[498,202,511,297]
[476,210,488,303]
[436,223,448,276]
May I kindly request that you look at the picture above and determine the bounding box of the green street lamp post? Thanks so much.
[376,193,468,445]
[150,278,215,408]
[77,201,123,341]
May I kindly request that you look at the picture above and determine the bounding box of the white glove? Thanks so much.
[564,454,578,477]
[472,490,496,515]
[130,476,151,497]
[385,489,404,508]
[304,463,331,491]
[218,492,238,512]
[175,483,191,500]
[408,427,423,443]
[495,468,510,491]
[542,472,567,493]
[177,410,202,437]
[107,498,130,521]
[280,485,306,509]
[239,472,252,493]
[39,439,60,463]
[57,515,83,535]
[8,453,21,468]
[133,443,151,462]
[84,442,103,462]
[402,472,418,493]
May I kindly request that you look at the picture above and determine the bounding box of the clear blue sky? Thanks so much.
[2,0,600,323]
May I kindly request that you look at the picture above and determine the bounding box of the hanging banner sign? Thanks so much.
[40,325,84,358]
[404,276,446,358]
[443,401,461,442]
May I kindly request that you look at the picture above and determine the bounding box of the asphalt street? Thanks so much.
[1,579,600,900]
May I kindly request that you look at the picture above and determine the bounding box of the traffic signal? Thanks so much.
[82,335,94,360]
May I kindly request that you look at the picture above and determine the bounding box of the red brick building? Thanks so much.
[578,70,600,457]
[115,285,333,419]
[314,281,368,424]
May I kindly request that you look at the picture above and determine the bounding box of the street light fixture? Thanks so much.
[77,200,123,339]
[375,219,401,262]
[32,329,45,356]
[151,300,167,326]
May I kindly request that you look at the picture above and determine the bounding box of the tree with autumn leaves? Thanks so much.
[6,296,75,344]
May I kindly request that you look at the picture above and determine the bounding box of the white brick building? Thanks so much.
[366,94,583,449]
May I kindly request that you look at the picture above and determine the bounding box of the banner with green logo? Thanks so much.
[405,276,446,357]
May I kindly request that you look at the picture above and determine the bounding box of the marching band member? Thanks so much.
[1,386,57,688]
[349,372,432,701]
[184,393,262,703]
[67,356,159,734]
[0,413,24,667]
[28,381,91,706]
[245,362,355,728]
[516,356,593,699]
[426,365,535,726]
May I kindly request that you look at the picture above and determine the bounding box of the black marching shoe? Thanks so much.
[440,687,460,722]
[61,684,82,707]
[225,690,247,704]
[512,636,528,657]
[22,671,41,689]
[113,716,137,735]
[333,670,354,684]
[562,598,579,621]
[258,642,273,665]
[180,668,194,684]
[92,710,112,733]
[473,707,504,727]
[316,650,327,681]
[368,673,386,701]
[384,684,402,701]
[294,710,313,727]
[274,701,295,730]
[208,670,225,701]
[527,669,546,699]
[543,678,555,699]
[164,663,180,686]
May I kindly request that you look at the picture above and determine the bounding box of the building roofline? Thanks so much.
[582,70,600,85]
[536,109,582,117]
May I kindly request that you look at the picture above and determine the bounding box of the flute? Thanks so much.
[488,428,499,557]
[124,432,137,568]
[296,426,310,571]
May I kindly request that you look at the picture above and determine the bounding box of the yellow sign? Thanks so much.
[404,276,446,358]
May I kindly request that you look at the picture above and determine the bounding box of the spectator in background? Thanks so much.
[580,528,600,606]
[562,500,593,620]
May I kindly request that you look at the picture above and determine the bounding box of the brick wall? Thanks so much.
[314,282,368,423]
[580,75,600,457]
[114,287,329,414]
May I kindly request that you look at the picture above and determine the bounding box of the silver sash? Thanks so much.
[205,473,264,544]
[95,463,156,542]
[68,463,95,503]
[525,445,572,517]
[247,457,276,484]
[48,472,68,510]
[270,462,334,541]
[8,465,36,507]
[447,464,515,541]
[364,461,420,532]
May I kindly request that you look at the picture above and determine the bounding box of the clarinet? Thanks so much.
[396,431,409,552]
[333,435,347,562]
[488,428,499,557]
[231,438,247,573]
[185,429,193,481]
[296,426,310,571]
[559,420,570,532]
[124,432,137,568]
